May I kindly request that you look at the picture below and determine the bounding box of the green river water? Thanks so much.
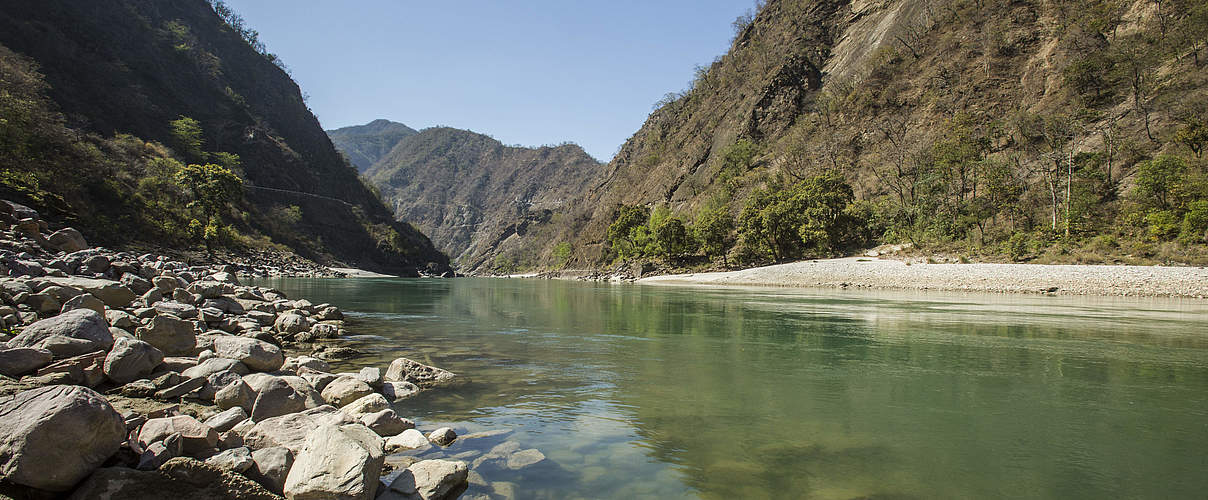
[254,277,1208,500]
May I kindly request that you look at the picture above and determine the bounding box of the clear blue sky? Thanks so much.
[220,0,755,161]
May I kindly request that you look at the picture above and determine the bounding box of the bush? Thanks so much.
[1004,232,1029,261]
[1180,200,1208,243]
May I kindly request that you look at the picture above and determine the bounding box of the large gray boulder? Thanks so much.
[153,301,198,320]
[61,293,105,315]
[386,459,469,500]
[0,347,54,377]
[283,423,385,500]
[43,276,136,308]
[242,406,355,454]
[247,446,293,495]
[183,357,249,379]
[273,313,308,335]
[135,314,196,356]
[9,308,113,351]
[138,415,219,455]
[0,385,126,491]
[250,377,307,422]
[320,375,373,408]
[383,357,455,388]
[48,227,89,253]
[103,337,164,384]
[210,335,284,372]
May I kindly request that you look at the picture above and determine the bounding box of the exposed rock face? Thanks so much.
[282,423,385,500]
[0,385,126,491]
[326,119,418,172]
[384,357,455,387]
[10,308,113,350]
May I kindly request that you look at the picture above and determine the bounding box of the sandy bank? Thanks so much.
[638,257,1208,298]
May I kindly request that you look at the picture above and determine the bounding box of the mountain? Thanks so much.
[361,127,604,272]
[0,0,449,274]
[326,119,418,172]
[525,0,1208,268]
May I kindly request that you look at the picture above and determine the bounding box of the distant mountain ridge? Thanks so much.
[328,122,604,272]
[326,119,418,172]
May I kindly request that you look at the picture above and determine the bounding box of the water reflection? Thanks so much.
[254,277,1208,500]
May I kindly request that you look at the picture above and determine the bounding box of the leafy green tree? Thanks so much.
[606,204,649,260]
[738,170,862,261]
[694,203,735,266]
[169,117,205,162]
[175,163,243,220]
[1132,154,1187,211]
[1175,120,1207,159]
[552,242,573,267]
[653,216,691,260]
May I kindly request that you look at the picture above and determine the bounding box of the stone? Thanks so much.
[384,357,455,388]
[247,310,276,326]
[137,433,182,470]
[154,300,198,319]
[247,446,293,495]
[9,308,113,351]
[321,375,374,407]
[279,375,325,408]
[427,427,457,446]
[360,409,414,437]
[23,292,61,314]
[187,280,231,300]
[506,448,546,469]
[138,415,218,455]
[153,376,206,400]
[215,379,254,411]
[135,314,196,356]
[35,350,106,387]
[384,429,431,453]
[309,322,340,339]
[34,334,103,358]
[0,347,53,377]
[298,369,338,392]
[282,423,385,500]
[356,366,383,388]
[342,392,390,416]
[103,337,164,384]
[68,457,281,500]
[160,356,198,372]
[152,275,179,292]
[42,276,136,308]
[183,357,248,378]
[203,406,249,433]
[0,385,125,491]
[388,460,469,500]
[273,313,308,336]
[210,335,284,372]
[205,446,254,472]
[120,273,153,296]
[47,227,88,252]
[83,254,110,274]
[105,309,138,329]
[61,292,105,315]
[381,381,421,401]
[242,407,355,454]
[314,306,343,321]
[250,376,306,422]
[282,355,330,373]
[199,306,224,322]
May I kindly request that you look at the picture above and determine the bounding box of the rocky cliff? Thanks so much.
[0,0,449,274]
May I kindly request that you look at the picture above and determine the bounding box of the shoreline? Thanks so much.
[637,256,1208,298]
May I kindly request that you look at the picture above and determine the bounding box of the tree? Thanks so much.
[738,171,862,261]
[606,205,649,260]
[169,117,205,162]
[1175,120,1207,158]
[694,203,735,267]
[552,242,573,268]
[653,217,691,260]
[1132,154,1187,211]
[175,163,243,221]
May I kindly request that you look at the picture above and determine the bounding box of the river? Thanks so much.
[254,277,1208,500]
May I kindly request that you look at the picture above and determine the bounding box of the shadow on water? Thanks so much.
[254,277,1208,500]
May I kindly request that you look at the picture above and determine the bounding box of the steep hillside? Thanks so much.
[327,119,418,172]
[363,127,603,271]
[0,0,449,274]
[531,0,1208,270]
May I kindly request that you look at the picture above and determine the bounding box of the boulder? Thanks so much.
[9,308,113,350]
[356,366,383,388]
[381,381,421,401]
[282,355,329,373]
[24,292,62,315]
[154,376,206,399]
[0,347,53,377]
[242,406,354,454]
[205,446,254,472]
[42,276,136,308]
[204,406,249,433]
[68,457,281,500]
[105,309,139,329]
[427,427,457,446]
[135,314,196,356]
[360,409,414,437]
[247,446,293,495]
[136,433,182,471]
[61,292,105,315]
[314,306,343,321]
[187,280,231,300]
[210,335,284,372]
[215,379,254,412]
[183,357,248,378]
[387,460,469,500]
[34,334,103,358]
[279,375,326,408]
[103,337,165,384]
[342,392,390,416]
[35,350,106,387]
[138,415,218,455]
[250,376,307,422]
[154,300,198,319]
[48,227,88,252]
[506,448,546,469]
[321,375,374,407]
[384,357,455,388]
[273,313,308,335]
[384,429,431,453]
[0,385,125,491]
[282,423,385,500]
[298,370,338,392]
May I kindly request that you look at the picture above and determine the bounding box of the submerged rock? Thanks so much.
[384,357,455,387]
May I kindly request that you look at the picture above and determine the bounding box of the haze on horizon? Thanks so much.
[220,0,756,161]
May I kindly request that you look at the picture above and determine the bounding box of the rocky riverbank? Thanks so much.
[0,203,472,499]
[638,256,1208,298]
